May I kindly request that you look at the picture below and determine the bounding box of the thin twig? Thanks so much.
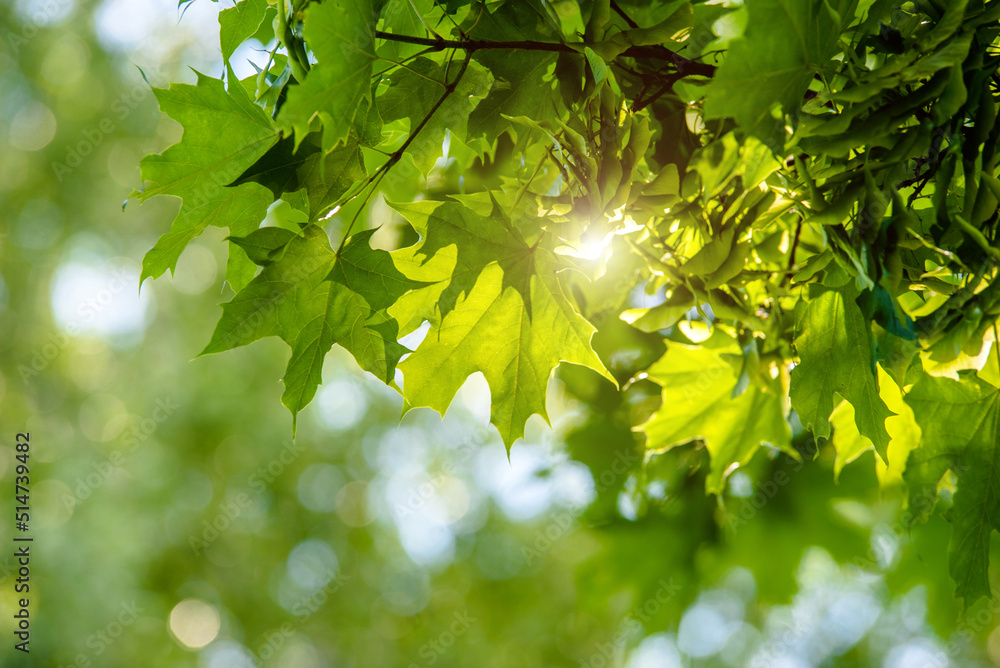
[408,0,441,39]
[432,0,466,38]
[788,220,802,272]
[373,31,716,77]
[633,74,681,112]
[377,57,448,86]
[371,46,438,80]
[335,55,473,254]
[513,151,551,208]
[610,0,639,29]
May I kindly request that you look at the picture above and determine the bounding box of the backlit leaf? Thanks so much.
[641,335,792,494]
[136,68,278,283]
[278,0,379,150]
[390,198,614,447]
[905,373,1000,604]
[790,287,894,459]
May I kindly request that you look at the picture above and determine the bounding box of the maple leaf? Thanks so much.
[703,0,857,144]
[203,225,421,423]
[640,334,792,494]
[135,68,278,284]
[790,287,894,459]
[277,0,379,151]
[389,198,614,447]
[219,0,268,62]
[905,373,1000,605]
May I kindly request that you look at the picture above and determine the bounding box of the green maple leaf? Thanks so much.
[388,198,614,447]
[829,365,918,484]
[136,68,278,284]
[378,0,440,61]
[790,287,894,458]
[234,133,367,220]
[219,0,268,62]
[905,373,1000,605]
[468,50,557,143]
[461,2,559,143]
[640,336,792,494]
[703,0,857,143]
[224,213,266,294]
[202,225,420,422]
[829,399,875,478]
[278,0,379,151]
[377,56,494,173]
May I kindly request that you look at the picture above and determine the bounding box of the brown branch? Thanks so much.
[633,74,682,112]
[373,31,716,78]
[610,0,639,29]
[788,220,802,272]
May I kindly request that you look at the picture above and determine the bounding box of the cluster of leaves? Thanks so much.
[140,0,1000,605]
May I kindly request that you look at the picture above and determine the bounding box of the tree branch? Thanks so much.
[610,0,639,29]
[633,74,682,112]
[373,31,716,78]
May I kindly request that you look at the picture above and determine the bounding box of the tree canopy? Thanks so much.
[137,0,1000,608]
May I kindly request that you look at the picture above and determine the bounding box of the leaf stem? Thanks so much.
[255,43,280,101]
[513,151,550,208]
[632,74,681,112]
[377,57,448,86]
[408,0,442,39]
[371,46,438,80]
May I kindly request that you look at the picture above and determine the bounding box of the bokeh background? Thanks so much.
[2,0,1000,666]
